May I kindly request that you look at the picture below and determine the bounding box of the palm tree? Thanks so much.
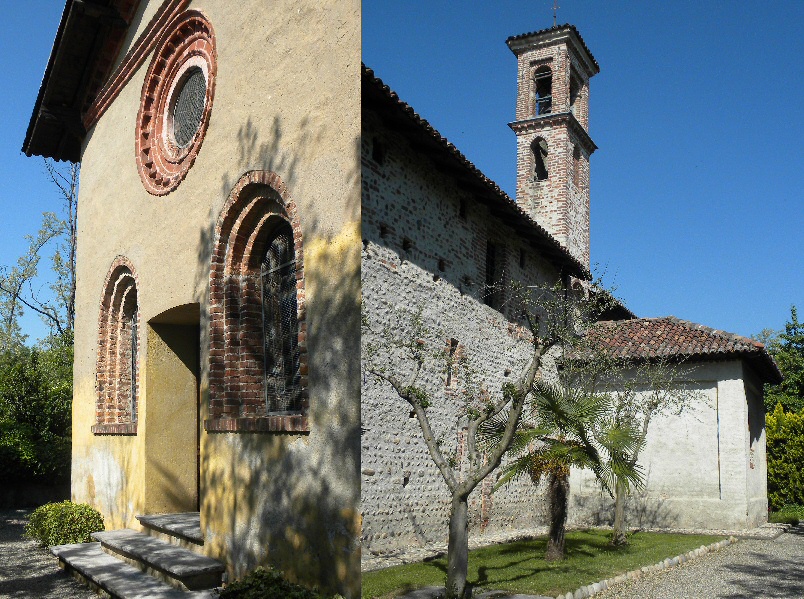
[488,380,643,560]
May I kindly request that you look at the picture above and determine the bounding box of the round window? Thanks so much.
[172,68,206,148]
[135,11,216,196]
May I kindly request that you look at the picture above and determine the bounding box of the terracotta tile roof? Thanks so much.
[362,64,590,281]
[589,316,782,384]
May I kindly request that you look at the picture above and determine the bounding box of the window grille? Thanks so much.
[534,67,553,115]
[261,223,301,413]
[129,311,138,422]
[173,68,206,148]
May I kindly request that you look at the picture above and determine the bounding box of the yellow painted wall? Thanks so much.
[145,320,199,514]
[71,0,361,595]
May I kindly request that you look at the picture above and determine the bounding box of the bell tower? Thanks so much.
[507,25,599,268]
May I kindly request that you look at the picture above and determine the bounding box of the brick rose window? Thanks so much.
[205,171,309,434]
[92,258,140,435]
[135,11,216,196]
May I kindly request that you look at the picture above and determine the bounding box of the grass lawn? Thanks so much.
[769,505,804,525]
[362,529,725,598]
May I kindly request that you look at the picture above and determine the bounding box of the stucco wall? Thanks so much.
[569,360,767,530]
[72,0,361,595]
[743,366,768,527]
[361,110,561,556]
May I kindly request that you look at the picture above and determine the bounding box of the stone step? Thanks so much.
[92,529,224,591]
[137,512,204,547]
[51,542,216,599]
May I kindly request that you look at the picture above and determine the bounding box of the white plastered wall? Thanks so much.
[569,360,767,530]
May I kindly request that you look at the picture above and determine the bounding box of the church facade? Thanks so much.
[25,0,361,596]
[24,2,779,595]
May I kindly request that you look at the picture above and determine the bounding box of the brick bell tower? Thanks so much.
[507,25,599,268]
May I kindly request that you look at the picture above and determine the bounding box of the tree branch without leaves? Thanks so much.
[0,160,77,345]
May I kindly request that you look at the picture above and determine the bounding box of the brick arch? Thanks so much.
[135,10,217,196]
[206,171,308,433]
[92,256,140,435]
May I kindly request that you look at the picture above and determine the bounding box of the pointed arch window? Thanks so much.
[261,221,302,414]
[572,145,582,189]
[534,66,552,115]
[532,137,549,181]
[570,75,581,114]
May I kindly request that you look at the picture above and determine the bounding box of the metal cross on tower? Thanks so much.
[552,0,560,27]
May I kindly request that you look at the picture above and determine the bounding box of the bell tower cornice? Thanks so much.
[509,112,597,155]
[507,24,599,79]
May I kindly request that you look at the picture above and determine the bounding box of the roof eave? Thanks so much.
[22,0,135,162]
[362,64,590,281]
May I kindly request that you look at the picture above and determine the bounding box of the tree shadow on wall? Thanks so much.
[571,482,679,531]
[192,114,361,598]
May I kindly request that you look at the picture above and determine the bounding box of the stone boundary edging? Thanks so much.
[553,536,739,599]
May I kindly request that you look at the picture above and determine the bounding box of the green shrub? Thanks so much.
[766,404,804,510]
[0,335,73,485]
[218,567,343,599]
[769,504,804,526]
[24,501,104,547]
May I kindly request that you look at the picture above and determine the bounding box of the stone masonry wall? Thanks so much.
[361,111,560,556]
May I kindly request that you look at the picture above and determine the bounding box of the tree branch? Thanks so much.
[369,367,459,492]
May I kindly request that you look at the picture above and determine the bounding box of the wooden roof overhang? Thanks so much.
[22,0,138,161]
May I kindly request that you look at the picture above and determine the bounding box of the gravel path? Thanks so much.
[593,524,804,599]
[0,509,95,598]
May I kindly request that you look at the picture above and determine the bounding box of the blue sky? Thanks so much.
[1,1,66,342]
[364,1,803,339]
[1,1,801,342]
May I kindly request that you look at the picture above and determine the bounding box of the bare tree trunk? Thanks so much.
[611,476,628,545]
[545,470,569,561]
[445,494,470,598]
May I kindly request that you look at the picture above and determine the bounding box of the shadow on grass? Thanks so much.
[384,532,638,590]
[363,529,720,598]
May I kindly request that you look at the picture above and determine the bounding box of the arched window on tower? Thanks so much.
[570,75,581,115]
[261,220,302,414]
[532,138,549,181]
[534,66,552,115]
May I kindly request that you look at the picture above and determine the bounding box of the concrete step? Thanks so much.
[137,512,204,549]
[51,542,216,599]
[92,529,224,591]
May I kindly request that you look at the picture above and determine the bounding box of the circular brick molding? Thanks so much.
[135,11,216,196]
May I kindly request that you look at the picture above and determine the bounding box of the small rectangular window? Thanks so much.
[484,241,504,309]
[372,137,386,165]
[446,338,459,388]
